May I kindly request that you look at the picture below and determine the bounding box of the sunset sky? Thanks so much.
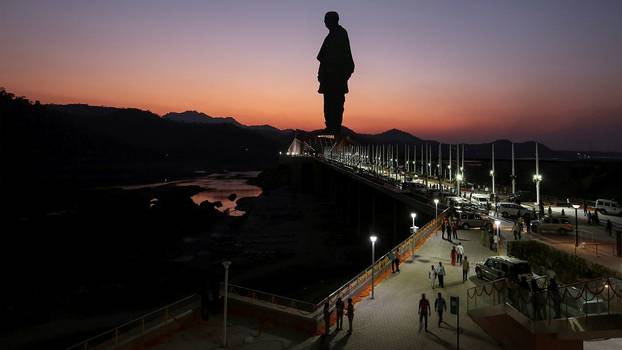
[2,0,621,151]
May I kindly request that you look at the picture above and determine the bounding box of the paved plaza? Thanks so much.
[149,221,620,350]
[295,227,502,350]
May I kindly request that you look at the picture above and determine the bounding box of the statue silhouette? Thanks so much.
[317,11,354,138]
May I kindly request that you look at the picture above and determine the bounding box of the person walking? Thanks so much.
[418,293,431,332]
[548,279,562,319]
[531,279,545,320]
[434,292,447,327]
[583,202,588,216]
[346,298,354,333]
[548,206,553,218]
[450,246,457,266]
[388,250,396,273]
[594,210,600,225]
[607,219,613,236]
[441,220,446,240]
[587,211,593,224]
[452,222,458,240]
[429,265,437,289]
[323,302,331,335]
[436,262,446,288]
[394,249,401,273]
[335,297,344,331]
[462,256,470,282]
[456,242,464,264]
[512,222,519,240]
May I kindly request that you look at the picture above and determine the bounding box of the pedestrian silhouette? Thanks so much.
[346,298,354,333]
[317,11,354,138]
[323,301,331,335]
[418,293,431,332]
[335,297,345,330]
[434,292,447,327]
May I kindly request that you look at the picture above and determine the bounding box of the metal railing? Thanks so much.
[467,276,622,325]
[65,294,200,350]
[224,209,447,318]
[225,284,316,314]
[313,210,446,315]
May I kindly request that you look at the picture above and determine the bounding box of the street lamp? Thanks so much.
[572,204,580,254]
[369,235,378,299]
[533,174,542,205]
[222,260,232,347]
[490,169,495,195]
[494,220,501,255]
[433,199,439,218]
[456,173,463,195]
[410,213,417,262]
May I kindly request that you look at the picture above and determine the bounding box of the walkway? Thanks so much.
[296,228,503,350]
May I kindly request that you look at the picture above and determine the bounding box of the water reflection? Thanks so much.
[122,171,262,216]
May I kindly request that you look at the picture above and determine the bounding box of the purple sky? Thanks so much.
[1,0,621,151]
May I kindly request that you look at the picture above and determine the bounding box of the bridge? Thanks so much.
[65,142,622,350]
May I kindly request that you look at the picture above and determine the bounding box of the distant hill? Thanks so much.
[162,110,243,127]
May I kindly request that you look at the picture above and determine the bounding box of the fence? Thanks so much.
[467,276,622,325]
[225,208,447,320]
[65,294,200,350]
[312,210,446,317]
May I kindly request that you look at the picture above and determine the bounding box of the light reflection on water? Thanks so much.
[122,171,262,216]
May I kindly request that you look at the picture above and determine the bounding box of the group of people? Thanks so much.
[418,292,449,331]
[387,249,401,273]
[509,276,562,320]
[441,216,460,241]
[323,297,355,335]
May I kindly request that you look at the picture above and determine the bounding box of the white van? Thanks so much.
[471,193,490,209]
[594,199,621,215]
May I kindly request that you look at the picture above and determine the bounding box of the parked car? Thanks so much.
[530,217,574,234]
[594,199,622,216]
[446,196,467,208]
[456,211,493,229]
[475,256,533,282]
[496,202,534,219]
[470,193,490,209]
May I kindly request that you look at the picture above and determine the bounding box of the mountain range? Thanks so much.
[159,110,621,160]
[2,88,621,189]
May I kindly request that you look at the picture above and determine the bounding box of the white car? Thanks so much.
[497,202,532,218]
[594,199,621,215]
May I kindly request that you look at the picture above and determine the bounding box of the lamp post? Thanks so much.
[222,260,232,348]
[534,142,541,205]
[495,220,501,255]
[456,173,463,196]
[370,235,377,299]
[572,204,580,254]
[410,213,417,262]
[434,199,439,218]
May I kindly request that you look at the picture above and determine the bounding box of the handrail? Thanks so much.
[65,294,200,350]
[467,275,622,324]
[225,283,316,313]
[314,210,447,312]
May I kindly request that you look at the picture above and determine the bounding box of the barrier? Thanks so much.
[65,295,199,350]
[467,276,622,324]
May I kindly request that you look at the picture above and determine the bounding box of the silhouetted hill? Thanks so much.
[162,110,294,142]
[2,92,284,190]
[162,110,243,127]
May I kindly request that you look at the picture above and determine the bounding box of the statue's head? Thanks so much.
[324,11,339,30]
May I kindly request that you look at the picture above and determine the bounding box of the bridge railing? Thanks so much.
[65,294,199,350]
[225,284,316,314]
[467,276,622,324]
[312,209,447,316]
